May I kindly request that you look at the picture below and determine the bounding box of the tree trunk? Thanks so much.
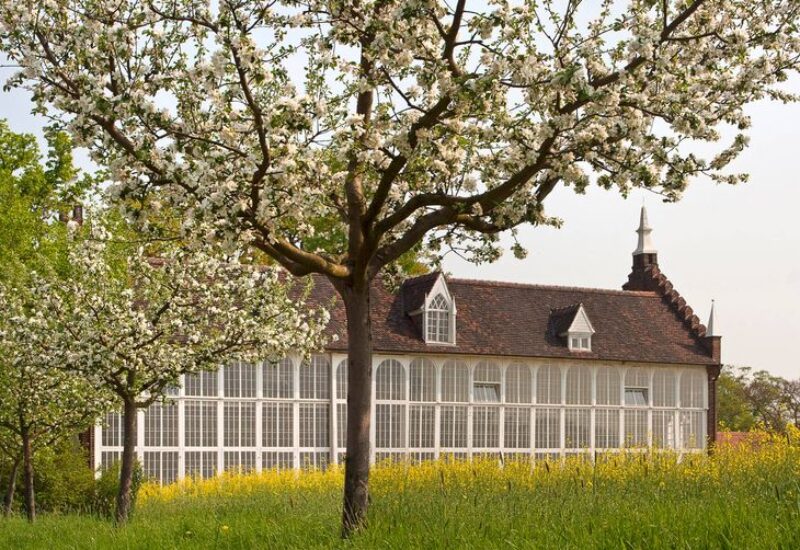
[3,455,20,517]
[115,397,138,525]
[21,430,34,522]
[340,282,373,537]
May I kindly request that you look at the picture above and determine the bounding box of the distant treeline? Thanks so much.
[718,366,800,432]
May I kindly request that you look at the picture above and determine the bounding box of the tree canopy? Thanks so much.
[3,1,798,276]
[718,366,800,433]
[0,120,97,283]
[3,0,800,534]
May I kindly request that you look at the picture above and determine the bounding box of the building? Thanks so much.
[92,208,722,484]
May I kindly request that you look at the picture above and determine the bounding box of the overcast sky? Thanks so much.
[1,69,798,379]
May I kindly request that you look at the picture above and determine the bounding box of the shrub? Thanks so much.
[91,459,144,519]
[33,437,96,514]
[0,436,96,516]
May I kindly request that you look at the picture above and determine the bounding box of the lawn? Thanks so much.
[2,432,799,549]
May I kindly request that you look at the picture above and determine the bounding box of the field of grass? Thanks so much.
[2,430,799,549]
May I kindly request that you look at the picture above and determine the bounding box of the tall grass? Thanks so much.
[2,428,799,549]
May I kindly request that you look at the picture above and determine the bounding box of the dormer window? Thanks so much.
[571,336,591,351]
[426,293,452,344]
[424,275,456,344]
[559,303,595,352]
[404,272,457,345]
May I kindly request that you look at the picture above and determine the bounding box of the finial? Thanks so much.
[633,205,657,255]
[706,300,717,337]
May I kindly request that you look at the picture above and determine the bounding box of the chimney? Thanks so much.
[623,206,660,291]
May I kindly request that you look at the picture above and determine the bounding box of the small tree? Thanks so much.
[0,120,98,284]
[35,217,328,524]
[781,379,800,428]
[0,119,103,519]
[746,370,789,432]
[717,366,757,432]
[0,283,110,522]
[4,0,800,533]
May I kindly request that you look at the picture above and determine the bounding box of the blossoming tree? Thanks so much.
[17,218,328,524]
[3,0,799,533]
[0,284,110,522]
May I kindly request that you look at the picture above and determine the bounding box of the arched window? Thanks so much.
[335,360,348,450]
[376,359,406,401]
[426,293,452,343]
[299,355,330,400]
[624,368,650,407]
[224,362,257,398]
[536,365,561,404]
[263,357,295,470]
[409,358,436,450]
[375,359,406,449]
[652,370,676,407]
[335,359,348,400]
[440,360,469,402]
[298,355,330,464]
[473,361,501,449]
[410,358,436,402]
[505,363,532,404]
[596,367,621,405]
[680,370,706,408]
[263,358,294,399]
[440,360,468,450]
[473,361,501,403]
[565,366,591,405]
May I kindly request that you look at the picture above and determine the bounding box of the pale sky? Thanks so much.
[1,69,798,379]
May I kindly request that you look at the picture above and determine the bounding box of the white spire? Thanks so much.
[633,205,657,255]
[706,300,718,337]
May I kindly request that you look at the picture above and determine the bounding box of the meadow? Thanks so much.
[1,430,799,549]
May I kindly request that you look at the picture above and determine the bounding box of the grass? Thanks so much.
[2,431,799,549]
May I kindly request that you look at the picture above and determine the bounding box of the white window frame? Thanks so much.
[92,357,709,484]
[422,276,457,345]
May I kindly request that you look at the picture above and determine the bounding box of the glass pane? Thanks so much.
[505,363,532,404]
[441,360,469,402]
[624,388,648,406]
[474,383,499,403]
[596,368,621,405]
[536,365,561,404]
[376,359,406,401]
[410,358,436,402]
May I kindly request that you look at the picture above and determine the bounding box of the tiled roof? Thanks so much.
[303,271,717,366]
[399,271,440,314]
[548,303,582,337]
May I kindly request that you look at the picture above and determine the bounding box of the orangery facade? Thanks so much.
[91,208,722,483]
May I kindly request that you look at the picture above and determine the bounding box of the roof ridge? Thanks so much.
[446,276,659,297]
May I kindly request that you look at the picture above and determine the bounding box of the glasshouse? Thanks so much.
[92,208,722,483]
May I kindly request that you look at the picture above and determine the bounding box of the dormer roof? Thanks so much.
[551,303,595,337]
[400,271,441,314]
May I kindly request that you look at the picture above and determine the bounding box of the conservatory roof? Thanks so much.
[302,273,717,366]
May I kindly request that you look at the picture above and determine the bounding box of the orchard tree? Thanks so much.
[0,119,97,284]
[0,283,111,522]
[3,0,800,534]
[0,120,100,519]
[36,217,328,524]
